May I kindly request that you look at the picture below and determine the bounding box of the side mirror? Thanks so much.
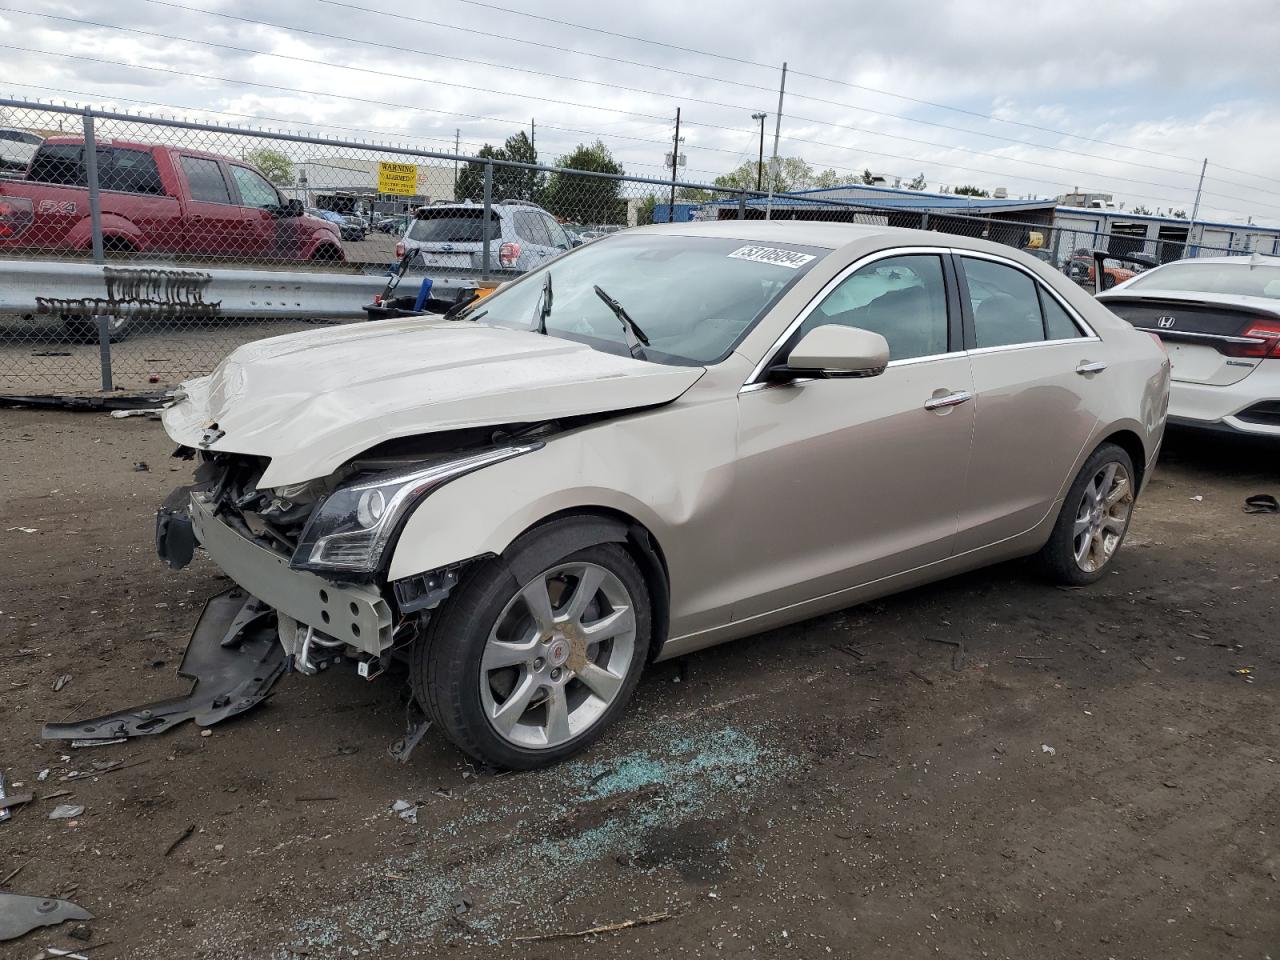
[781,324,889,378]
[283,198,304,218]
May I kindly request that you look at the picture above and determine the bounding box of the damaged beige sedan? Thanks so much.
[72,222,1169,769]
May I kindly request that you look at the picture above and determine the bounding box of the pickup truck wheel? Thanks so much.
[412,542,651,770]
[62,314,132,344]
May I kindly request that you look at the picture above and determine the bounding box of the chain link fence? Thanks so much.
[0,97,1253,397]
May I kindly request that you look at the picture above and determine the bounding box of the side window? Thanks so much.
[101,149,163,195]
[961,258,1046,348]
[180,156,231,204]
[544,217,571,249]
[1038,287,1084,340]
[229,165,280,210]
[801,254,950,361]
[27,145,85,186]
[511,211,538,243]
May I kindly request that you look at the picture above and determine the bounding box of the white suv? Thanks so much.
[396,200,575,274]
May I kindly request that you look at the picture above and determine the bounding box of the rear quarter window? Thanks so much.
[28,145,85,186]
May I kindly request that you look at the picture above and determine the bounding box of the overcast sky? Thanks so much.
[3,0,1279,224]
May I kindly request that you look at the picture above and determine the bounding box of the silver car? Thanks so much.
[156,221,1169,769]
[1098,254,1280,436]
[397,199,574,273]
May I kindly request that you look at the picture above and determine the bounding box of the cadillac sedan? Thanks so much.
[152,221,1169,769]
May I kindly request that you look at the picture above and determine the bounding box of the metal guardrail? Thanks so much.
[0,258,467,319]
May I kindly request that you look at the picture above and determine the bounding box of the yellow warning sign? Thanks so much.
[377,161,418,197]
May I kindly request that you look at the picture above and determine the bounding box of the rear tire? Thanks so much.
[411,541,651,770]
[1037,442,1136,586]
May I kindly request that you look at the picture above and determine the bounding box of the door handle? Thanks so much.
[923,390,972,411]
[1076,361,1108,375]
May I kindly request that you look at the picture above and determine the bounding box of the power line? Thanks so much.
[288,0,1229,183]
[54,1,1279,202]
[432,0,1280,188]
[15,7,1261,209]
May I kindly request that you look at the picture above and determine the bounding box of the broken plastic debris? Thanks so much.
[392,800,419,824]
[0,893,93,942]
[1189,495,1204,502]
[1041,744,1056,756]
[48,805,84,820]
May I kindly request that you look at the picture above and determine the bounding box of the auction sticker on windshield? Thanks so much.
[727,245,817,269]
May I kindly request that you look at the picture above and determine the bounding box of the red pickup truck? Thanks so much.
[0,138,344,264]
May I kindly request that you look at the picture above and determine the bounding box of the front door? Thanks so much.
[729,251,975,621]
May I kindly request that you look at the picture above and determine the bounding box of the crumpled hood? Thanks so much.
[162,318,705,487]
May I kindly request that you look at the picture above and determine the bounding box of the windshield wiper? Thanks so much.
[593,285,649,358]
[533,271,553,335]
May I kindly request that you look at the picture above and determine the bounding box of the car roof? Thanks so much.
[627,219,1044,260]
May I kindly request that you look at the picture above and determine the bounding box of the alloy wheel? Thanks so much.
[1072,461,1133,573]
[479,561,636,749]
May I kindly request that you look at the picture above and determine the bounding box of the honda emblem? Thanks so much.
[1156,316,1176,329]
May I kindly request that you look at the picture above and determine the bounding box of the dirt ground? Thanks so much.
[1,410,1277,960]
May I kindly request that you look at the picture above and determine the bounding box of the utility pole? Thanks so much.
[1186,157,1207,255]
[530,118,535,153]
[765,62,787,221]
[752,111,767,193]
[669,107,681,223]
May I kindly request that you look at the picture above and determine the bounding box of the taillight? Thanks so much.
[0,196,34,238]
[498,241,520,267]
[1223,319,1280,359]
[394,241,405,258]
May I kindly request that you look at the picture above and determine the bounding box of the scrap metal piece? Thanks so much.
[0,893,93,942]
[41,589,287,742]
[388,697,433,764]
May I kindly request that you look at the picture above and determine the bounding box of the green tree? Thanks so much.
[906,172,927,191]
[954,184,990,197]
[244,147,294,186]
[713,156,837,194]
[542,141,625,225]
[1131,204,1152,215]
[634,194,658,226]
[455,143,500,201]
[492,131,543,202]
[1170,208,1187,218]
[860,168,877,185]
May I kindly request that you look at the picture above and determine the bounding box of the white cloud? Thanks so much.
[3,0,1279,223]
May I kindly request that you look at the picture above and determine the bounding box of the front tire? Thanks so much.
[411,541,651,770]
[1037,442,1136,585]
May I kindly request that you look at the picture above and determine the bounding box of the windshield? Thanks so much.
[471,233,826,365]
[1127,261,1280,299]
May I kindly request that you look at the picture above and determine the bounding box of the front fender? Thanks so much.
[385,386,742,637]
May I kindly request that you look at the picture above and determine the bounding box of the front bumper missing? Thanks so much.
[187,492,393,657]
[42,589,286,741]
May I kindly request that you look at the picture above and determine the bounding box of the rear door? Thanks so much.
[98,147,181,251]
[954,253,1103,552]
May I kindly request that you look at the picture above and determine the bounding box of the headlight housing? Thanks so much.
[289,444,540,575]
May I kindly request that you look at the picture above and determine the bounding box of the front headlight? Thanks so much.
[290,444,541,574]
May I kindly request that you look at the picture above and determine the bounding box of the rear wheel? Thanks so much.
[1038,442,1136,585]
[411,541,651,769]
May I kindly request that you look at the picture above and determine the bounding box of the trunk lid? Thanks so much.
[1099,294,1280,386]
[406,207,498,269]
